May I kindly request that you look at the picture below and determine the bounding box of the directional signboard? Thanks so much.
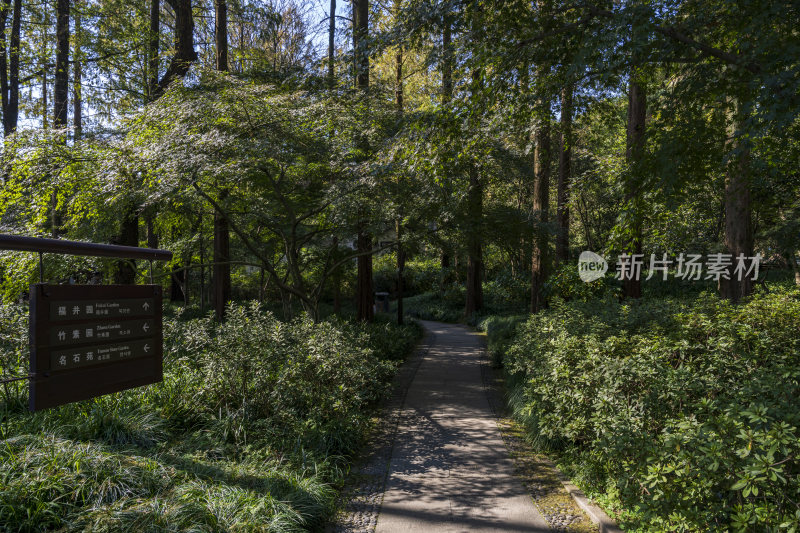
[29,284,163,411]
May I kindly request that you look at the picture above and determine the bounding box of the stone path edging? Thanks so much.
[558,478,624,533]
[477,326,623,533]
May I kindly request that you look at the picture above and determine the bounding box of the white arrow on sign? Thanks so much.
[142,302,150,311]
[144,344,150,353]
[143,323,149,332]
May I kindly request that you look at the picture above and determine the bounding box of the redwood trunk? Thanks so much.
[213,207,231,319]
[530,109,551,313]
[212,0,231,320]
[623,72,646,299]
[356,230,374,321]
[397,224,405,325]
[395,27,404,325]
[439,18,452,272]
[73,3,82,137]
[214,0,227,71]
[54,0,69,127]
[353,0,372,322]
[6,0,19,133]
[0,0,9,135]
[465,62,483,317]
[721,102,753,303]
[148,0,159,99]
[328,0,335,86]
[465,166,483,316]
[556,85,572,263]
[157,0,197,94]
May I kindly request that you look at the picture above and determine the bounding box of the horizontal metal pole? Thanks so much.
[0,234,173,261]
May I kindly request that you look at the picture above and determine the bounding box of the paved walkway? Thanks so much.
[375,321,550,533]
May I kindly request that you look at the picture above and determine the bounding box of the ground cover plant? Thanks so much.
[0,302,421,531]
[487,287,800,531]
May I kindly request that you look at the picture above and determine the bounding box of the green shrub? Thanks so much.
[400,277,528,324]
[0,301,421,531]
[478,314,526,368]
[503,289,800,531]
[400,291,465,323]
[543,263,617,302]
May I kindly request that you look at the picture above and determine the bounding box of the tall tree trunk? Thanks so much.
[148,0,159,100]
[441,20,452,103]
[530,103,551,313]
[439,17,452,272]
[556,85,572,263]
[332,236,341,314]
[72,1,82,138]
[213,195,231,320]
[214,0,227,71]
[465,165,483,316]
[199,216,206,310]
[6,0,18,133]
[0,0,9,136]
[54,0,69,127]
[354,0,372,322]
[328,0,335,86]
[170,265,185,302]
[212,0,231,320]
[623,69,646,299]
[465,57,483,317]
[353,0,368,88]
[41,10,48,129]
[396,220,405,325]
[720,100,753,303]
[156,0,196,94]
[356,229,373,321]
[395,24,404,324]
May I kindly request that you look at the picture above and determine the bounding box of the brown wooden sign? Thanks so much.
[29,284,163,411]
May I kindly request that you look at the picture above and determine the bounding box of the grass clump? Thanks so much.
[0,301,421,531]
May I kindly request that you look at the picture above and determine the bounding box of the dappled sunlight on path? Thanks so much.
[375,321,550,532]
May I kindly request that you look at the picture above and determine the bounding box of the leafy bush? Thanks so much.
[374,257,449,297]
[0,301,421,531]
[502,289,800,531]
[543,263,617,302]
[477,314,526,368]
[399,290,465,323]
[400,275,529,324]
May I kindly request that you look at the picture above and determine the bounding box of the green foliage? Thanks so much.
[477,314,526,368]
[399,271,530,324]
[543,263,616,303]
[0,434,332,532]
[373,256,446,296]
[0,302,421,531]
[500,289,800,530]
[399,289,465,323]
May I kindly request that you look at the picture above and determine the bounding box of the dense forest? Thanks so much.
[0,0,799,530]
